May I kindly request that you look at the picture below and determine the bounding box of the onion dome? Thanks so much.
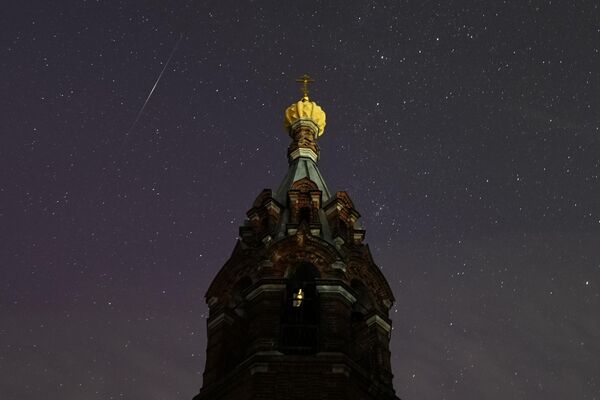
[283,74,326,163]
[284,99,326,138]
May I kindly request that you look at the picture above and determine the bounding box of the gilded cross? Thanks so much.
[295,74,314,101]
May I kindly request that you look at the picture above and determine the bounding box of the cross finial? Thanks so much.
[295,74,314,101]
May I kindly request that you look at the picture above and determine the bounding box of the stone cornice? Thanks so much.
[207,312,234,330]
[366,314,391,333]
[245,283,286,300]
[316,284,357,303]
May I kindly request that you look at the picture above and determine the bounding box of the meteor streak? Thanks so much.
[124,32,184,139]
[90,32,185,201]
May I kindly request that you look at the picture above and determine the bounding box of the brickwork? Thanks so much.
[193,96,401,399]
[193,176,400,399]
[196,352,398,400]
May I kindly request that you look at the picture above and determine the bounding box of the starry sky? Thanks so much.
[2,1,599,399]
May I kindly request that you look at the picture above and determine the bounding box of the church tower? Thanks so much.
[193,76,400,400]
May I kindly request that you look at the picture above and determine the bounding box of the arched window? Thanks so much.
[281,263,320,353]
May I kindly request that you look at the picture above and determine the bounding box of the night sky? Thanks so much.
[2,1,599,399]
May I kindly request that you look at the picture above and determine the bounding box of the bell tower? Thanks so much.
[193,77,400,400]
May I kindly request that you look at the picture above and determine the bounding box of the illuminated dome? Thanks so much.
[284,99,326,137]
[283,75,327,163]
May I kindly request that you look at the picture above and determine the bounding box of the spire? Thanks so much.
[284,74,326,163]
[276,76,331,203]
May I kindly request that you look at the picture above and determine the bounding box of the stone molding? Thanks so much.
[207,312,234,330]
[316,284,357,303]
[288,147,318,162]
[245,283,286,301]
[366,315,391,333]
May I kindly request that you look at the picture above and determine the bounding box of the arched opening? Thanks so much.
[281,262,320,353]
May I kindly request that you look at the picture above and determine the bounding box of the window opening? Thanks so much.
[281,263,320,353]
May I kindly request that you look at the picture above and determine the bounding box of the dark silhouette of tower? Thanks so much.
[193,78,400,400]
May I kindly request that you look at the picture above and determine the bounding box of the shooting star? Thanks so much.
[89,32,184,204]
[124,32,184,138]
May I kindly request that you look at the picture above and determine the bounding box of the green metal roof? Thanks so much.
[274,157,332,204]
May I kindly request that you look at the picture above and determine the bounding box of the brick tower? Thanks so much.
[193,77,400,400]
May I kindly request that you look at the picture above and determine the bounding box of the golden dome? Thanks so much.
[284,99,326,137]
